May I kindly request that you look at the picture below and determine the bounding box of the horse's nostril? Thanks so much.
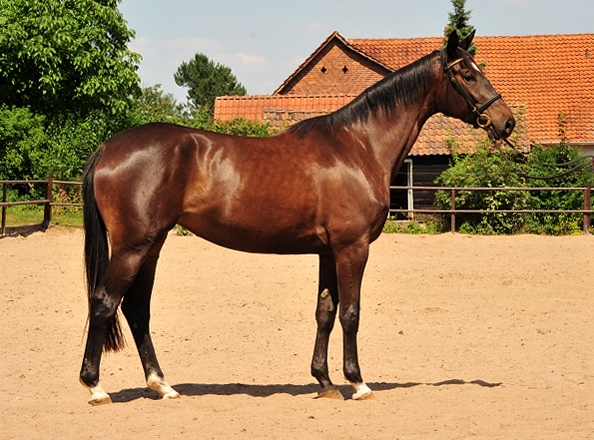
[505,118,515,135]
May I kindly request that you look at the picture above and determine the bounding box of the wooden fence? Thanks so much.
[1,178,592,236]
[389,185,593,234]
[1,176,82,236]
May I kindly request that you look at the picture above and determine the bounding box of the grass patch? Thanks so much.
[2,205,83,228]
[383,216,444,234]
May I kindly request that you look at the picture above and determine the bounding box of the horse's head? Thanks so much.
[438,30,515,141]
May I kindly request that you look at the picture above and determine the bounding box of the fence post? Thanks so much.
[43,174,53,228]
[584,185,591,235]
[1,182,7,235]
[451,188,456,233]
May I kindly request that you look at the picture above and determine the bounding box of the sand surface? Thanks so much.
[1,227,593,439]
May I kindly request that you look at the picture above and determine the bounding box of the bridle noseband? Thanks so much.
[441,50,502,129]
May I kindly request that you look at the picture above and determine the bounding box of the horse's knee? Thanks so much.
[339,304,360,333]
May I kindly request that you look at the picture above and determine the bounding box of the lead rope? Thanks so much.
[498,138,594,181]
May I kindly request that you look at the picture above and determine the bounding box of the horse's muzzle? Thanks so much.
[487,115,515,141]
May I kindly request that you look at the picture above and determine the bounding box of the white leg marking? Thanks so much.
[147,373,180,400]
[350,382,374,400]
[80,378,112,406]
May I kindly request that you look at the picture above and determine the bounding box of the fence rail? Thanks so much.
[1,176,82,236]
[1,178,592,236]
[389,185,593,234]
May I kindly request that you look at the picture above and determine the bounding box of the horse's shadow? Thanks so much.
[109,379,502,403]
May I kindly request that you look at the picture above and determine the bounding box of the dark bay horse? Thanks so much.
[80,31,515,405]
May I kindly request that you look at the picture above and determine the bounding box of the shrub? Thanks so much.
[434,129,594,235]
[435,138,528,234]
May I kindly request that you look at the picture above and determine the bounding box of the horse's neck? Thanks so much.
[357,85,438,182]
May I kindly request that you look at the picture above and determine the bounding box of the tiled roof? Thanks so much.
[214,94,529,156]
[214,94,358,122]
[349,33,594,144]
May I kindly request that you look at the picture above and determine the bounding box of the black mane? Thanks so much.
[288,51,437,138]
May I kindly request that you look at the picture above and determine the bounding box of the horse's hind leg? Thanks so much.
[311,254,343,399]
[80,235,168,405]
[80,249,145,405]
[121,243,179,400]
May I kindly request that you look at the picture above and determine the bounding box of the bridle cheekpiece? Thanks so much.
[440,50,502,129]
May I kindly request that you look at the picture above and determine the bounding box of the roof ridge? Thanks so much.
[349,33,594,42]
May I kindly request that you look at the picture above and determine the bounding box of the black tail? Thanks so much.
[83,145,125,352]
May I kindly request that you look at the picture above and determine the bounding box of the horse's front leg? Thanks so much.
[311,254,342,399]
[334,241,374,400]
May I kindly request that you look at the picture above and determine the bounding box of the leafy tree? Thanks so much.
[443,0,477,57]
[174,53,247,114]
[127,85,191,127]
[0,105,47,180]
[0,0,141,117]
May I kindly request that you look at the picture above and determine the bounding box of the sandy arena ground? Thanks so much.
[1,227,594,439]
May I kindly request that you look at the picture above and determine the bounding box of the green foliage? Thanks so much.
[126,85,278,137]
[443,0,477,56]
[521,116,593,234]
[434,118,594,235]
[0,105,47,180]
[435,138,528,234]
[43,112,121,180]
[174,53,247,114]
[383,217,443,234]
[126,84,191,127]
[0,0,141,117]
[1,82,278,185]
[0,0,276,206]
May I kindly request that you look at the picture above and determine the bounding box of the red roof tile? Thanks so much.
[214,94,358,122]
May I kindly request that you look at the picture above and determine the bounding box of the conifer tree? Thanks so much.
[443,0,477,56]
[174,53,247,114]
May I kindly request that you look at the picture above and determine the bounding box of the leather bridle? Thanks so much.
[441,50,502,129]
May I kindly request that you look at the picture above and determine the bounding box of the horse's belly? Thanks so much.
[177,211,328,255]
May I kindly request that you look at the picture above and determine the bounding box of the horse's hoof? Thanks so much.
[162,391,181,400]
[352,391,375,400]
[316,388,344,400]
[89,395,113,406]
[350,382,375,400]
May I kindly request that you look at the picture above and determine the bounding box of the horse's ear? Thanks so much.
[446,31,459,59]
[459,29,476,51]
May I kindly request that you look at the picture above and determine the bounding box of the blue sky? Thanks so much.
[119,0,593,103]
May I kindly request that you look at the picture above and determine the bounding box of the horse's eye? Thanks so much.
[463,73,475,82]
